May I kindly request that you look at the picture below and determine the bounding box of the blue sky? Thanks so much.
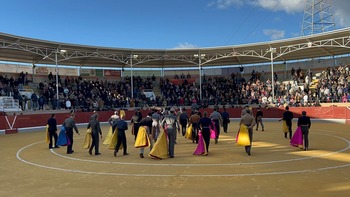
[1,0,349,49]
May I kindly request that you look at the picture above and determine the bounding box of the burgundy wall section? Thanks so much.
[0,107,349,130]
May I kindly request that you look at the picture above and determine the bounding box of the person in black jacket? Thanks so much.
[62,113,80,154]
[113,115,129,157]
[297,111,311,151]
[138,112,153,158]
[255,107,264,131]
[280,106,293,139]
[221,106,230,133]
[87,114,102,155]
[47,114,58,149]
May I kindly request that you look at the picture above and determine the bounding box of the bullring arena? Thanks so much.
[2,25,350,196]
[1,107,350,196]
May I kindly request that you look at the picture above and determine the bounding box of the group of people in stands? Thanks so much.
[1,64,349,111]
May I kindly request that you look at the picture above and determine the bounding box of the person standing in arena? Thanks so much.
[151,108,161,141]
[179,108,189,136]
[108,111,119,128]
[241,105,249,117]
[210,107,223,144]
[130,109,142,141]
[113,114,129,157]
[199,111,214,155]
[161,108,180,158]
[239,109,256,156]
[62,113,80,154]
[47,113,59,149]
[138,112,153,158]
[189,110,200,144]
[297,111,311,151]
[255,107,264,131]
[221,106,230,133]
[87,114,102,155]
[280,106,294,139]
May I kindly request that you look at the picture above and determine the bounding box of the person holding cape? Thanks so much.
[113,114,128,157]
[161,108,180,158]
[238,109,255,156]
[87,114,102,155]
[195,111,213,156]
[297,111,311,151]
[62,113,80,154]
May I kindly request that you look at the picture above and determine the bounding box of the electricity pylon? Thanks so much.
[301,0,336,35]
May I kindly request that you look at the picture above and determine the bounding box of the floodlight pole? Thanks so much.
[55,50,59,109]
[130,56,134,99]
[269,48,276,103]
[199,54,202,101]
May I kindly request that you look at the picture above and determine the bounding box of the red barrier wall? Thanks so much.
[0,107,349,130]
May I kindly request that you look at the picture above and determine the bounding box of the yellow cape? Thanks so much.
[184,124,193,140]
[149,130,168,159]
[108,128,122,150]
[45,124,50,144]
[120,110,126,119]
[236,125,250,146]
[103,126,113,145]
[82,128,92,149]
[134,126,150,148]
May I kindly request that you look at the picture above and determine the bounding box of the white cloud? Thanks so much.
[210,0,304,12]
[209,0,350,28]
[209,0,244,9]
[174,42,197,49]
[263,29,285,40]
[255,0,350,28]
[251,0,304,13]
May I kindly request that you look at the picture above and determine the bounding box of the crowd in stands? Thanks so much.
[315,65,350,103]
[1,64,349,112]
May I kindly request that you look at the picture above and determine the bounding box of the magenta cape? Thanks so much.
[290,126,303,148]
[193,130,206,155]
[210,121,217,139]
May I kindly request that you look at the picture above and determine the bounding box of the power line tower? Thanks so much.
[301,0,336,36]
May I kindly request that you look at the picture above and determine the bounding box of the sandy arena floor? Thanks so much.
[1,121,350,197]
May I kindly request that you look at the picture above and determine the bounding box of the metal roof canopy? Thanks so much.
[1,27,350,69]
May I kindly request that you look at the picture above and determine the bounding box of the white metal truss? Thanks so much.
[1,33,350,68]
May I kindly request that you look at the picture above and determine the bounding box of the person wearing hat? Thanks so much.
[239,109,256,155]
[161,108,180,158]
[297,111,311,151]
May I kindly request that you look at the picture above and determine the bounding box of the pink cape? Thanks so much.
[290,126,303,148]
[193,130,206,155]
[210,121,217,139]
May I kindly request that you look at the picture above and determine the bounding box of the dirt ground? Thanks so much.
[1,121,350,197]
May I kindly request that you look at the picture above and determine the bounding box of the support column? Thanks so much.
[269,48,276,103]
